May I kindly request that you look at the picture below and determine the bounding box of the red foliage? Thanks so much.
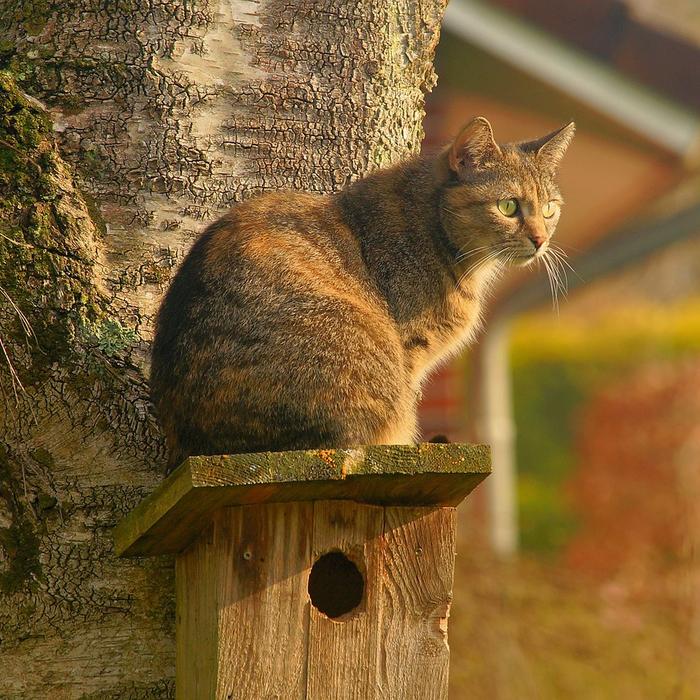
[566,358,700,580]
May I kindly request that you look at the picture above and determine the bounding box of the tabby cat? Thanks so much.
[151,117,575,472]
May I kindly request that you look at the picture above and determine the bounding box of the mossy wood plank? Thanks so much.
[114,443,490,557]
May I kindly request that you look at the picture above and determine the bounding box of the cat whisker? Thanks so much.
[553,241,583,254]
[540,253,553,303]
[442,206,472,223]
[542,248,570,315]
[549,244,584,283]
[546,249,569,298]
[457,244,502,269]
[456,245,508,286]
[455,245,494,264]
[551,256,568,302]
[456,243,493,256]
[541,252,560,314]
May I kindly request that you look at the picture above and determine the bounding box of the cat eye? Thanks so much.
[497,198,518,217]
[542,201,559,219]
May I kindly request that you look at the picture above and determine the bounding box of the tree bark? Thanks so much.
[0,1,446,696]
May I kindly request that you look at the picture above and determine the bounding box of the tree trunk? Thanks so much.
[0,1,447,696]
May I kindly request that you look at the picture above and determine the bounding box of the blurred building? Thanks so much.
[419,0,700,554]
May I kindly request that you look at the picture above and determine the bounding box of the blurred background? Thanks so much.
[419,1,700,697]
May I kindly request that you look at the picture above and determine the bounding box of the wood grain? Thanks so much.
[154,489,461,698]
[378,507,456,700]
[175,503,313,699]
[305,503,455,700]
[306,501,385,699]
[176,522,217,699]
[214,503,312,700]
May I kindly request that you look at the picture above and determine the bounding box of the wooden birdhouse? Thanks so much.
[114,443,490,699]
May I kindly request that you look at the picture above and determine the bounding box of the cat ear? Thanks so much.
[449,117,502,173]
[523,122,575,172]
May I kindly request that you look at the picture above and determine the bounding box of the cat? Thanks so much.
[151,117,575,472]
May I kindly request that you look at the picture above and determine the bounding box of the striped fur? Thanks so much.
[151,118,574,471]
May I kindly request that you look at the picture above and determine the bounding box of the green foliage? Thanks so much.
[512,301,700,367]
[519,476,578,554]
[510,301,700,554]
[512,361,584,553]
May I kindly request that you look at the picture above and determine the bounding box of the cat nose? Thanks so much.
[528,232,546,250]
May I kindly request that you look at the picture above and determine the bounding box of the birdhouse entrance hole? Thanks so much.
[308,551,364,619]
[114,445,492,698]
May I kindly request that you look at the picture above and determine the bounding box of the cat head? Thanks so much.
[439,116,575,268]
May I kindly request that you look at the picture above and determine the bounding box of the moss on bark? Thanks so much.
[0,71,104,387]
[0,444,42,596]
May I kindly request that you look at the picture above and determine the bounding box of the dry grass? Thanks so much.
[449,551,700,700]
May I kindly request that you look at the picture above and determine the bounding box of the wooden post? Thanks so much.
[114,444,490,699]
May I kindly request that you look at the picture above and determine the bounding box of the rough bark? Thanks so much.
[0,0,447,696]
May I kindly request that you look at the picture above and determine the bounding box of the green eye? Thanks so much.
[542,201,559,219]
[497,198,518,217]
